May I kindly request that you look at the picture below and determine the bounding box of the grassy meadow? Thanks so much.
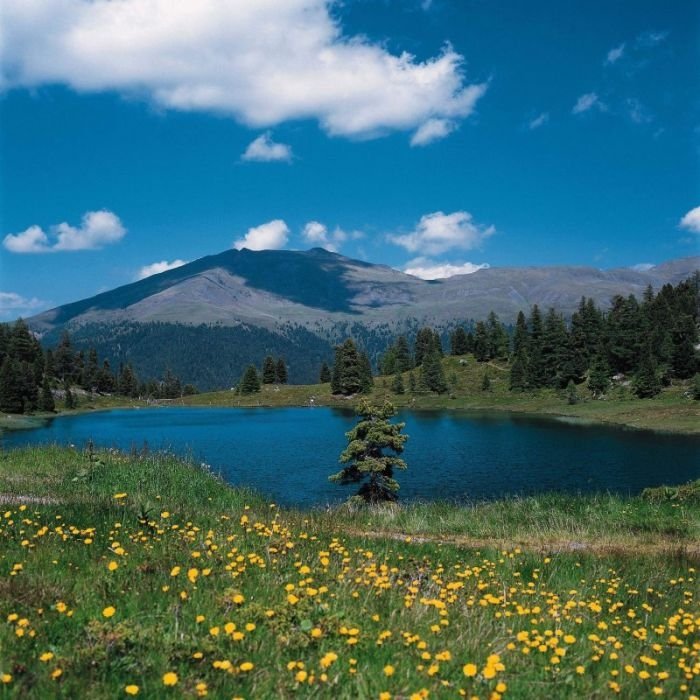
[180,355,699,435]
[0,446,698,698]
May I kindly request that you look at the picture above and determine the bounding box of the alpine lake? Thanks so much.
[2,406,698,507]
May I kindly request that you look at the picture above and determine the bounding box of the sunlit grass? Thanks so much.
[0,446,697,698]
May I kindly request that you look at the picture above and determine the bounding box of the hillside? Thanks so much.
[25,249,699,389]
[29,249,699,332]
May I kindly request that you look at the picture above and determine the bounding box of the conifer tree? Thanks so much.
[64,381,77,410]
[414,327,435,367]
[509,347,528,391]
[512,311,529,356]
[276,357,288,384]
[391,371,405,394]
[118,364,139,397]
[526,305,546,388]
[359,351,374,393]
[671,315,698,379]
[408,371,416,393]
[380,347,396,376]
[329,400,408,503]
[21,364,39,411]
[331,339,364,395]
[632,344,661,398]
[606,295,642,374]
[473,321,489,362]
[420,348,448,393]
[262,355,276,384]
[542,308,569,388]
[566,380,579,405]
[486,311,509,359]
[692,373,700,401]
[54,331,76,383]
[96,360,116,394]
[450,326,469,356]
[481,371,492,392]
[239,365,261,394]
[44,349,55,380]
[588,351,610,397]
[393,336,412,372]
[39,375,55,412]
[319,362,331,384]
[0,357,24,414]
[331,346,343,394]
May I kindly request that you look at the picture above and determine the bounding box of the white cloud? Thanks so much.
[2,225,49,253]
[0,291,47,319]
[389,210,495,256]
[234,219,290,251]
[242,132,293,162]
[572,92,603,115]
[605,43,625,65]
[302,221,334,251]
[410,117,457,146]
[0,0,486,142]
[301,220,357,252]
[679,206,700,234]
[3,210,126,253]
[630,263,655,272]
[528,112,549,130]
[403,258,489,279]
[136,259,188,280]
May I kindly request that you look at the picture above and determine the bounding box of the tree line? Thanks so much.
[0,322,196,414]
[320,275,698,400]
[237,355,288,394]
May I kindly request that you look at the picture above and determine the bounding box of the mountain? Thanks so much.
[27,249,699,389]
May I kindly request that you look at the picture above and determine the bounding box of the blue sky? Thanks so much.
[1,0,698,319]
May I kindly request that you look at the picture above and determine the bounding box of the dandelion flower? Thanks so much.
[162,672,178,686]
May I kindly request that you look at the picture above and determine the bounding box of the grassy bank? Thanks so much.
[182,355,700,434]
[2,356,697,436]
[0,446,698,698]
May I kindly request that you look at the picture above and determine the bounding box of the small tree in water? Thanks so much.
[329,400,408,503]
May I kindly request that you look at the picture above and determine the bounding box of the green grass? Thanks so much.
[182,356,700,434]
[3,355,697,436]
[0,446,698,698]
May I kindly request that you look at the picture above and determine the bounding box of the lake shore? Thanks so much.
[177,354,699,434]
[2,355,698,436]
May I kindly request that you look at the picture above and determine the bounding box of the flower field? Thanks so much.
[0,446,698,698]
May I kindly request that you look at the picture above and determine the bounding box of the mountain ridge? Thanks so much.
[28,248,700,334]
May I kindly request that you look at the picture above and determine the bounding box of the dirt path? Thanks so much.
[343,528,700,559]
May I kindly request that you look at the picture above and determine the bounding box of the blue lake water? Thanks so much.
[2,407,698,507]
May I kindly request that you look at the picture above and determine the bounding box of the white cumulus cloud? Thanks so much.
[301,220,355,252]
[389,210,495,256]
[242,132,293,162]
[572,92,603,115]
[0,0,487,142]
[136,259,188,280]
[605,43,625,65]
[0,291,47,319]
[3,210,126,253]
[234,219,290,251]
[679,206,700,234]
[403,258,489,280]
